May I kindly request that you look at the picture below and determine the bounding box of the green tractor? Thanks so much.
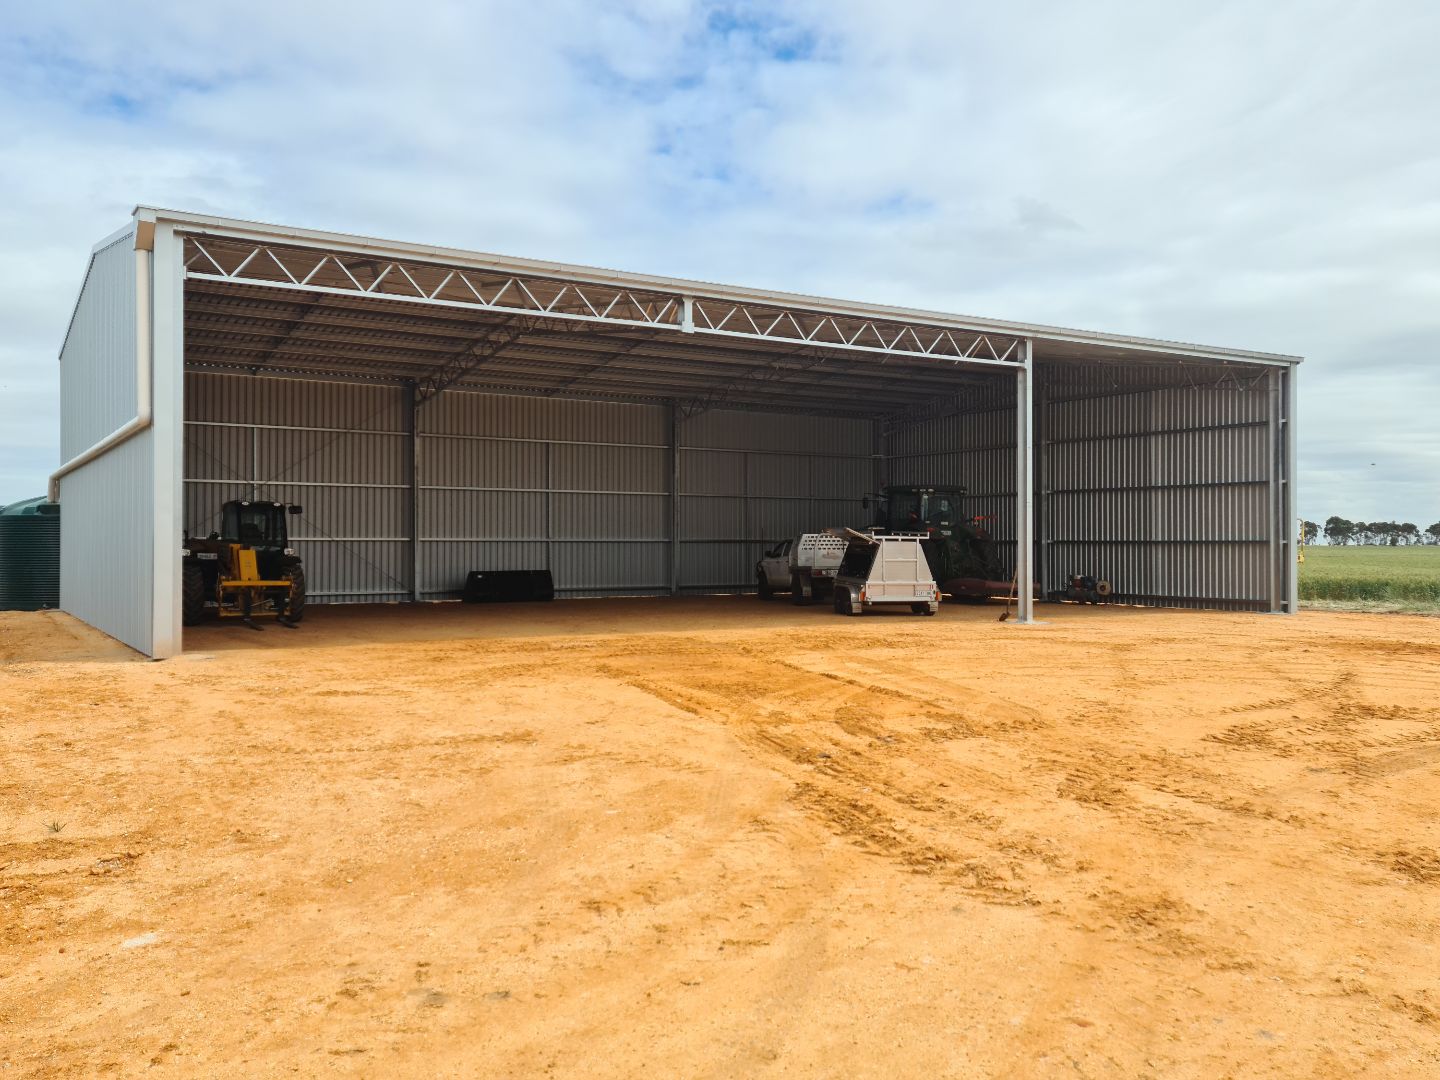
[865,485,1012,600]
[182,500,306,629]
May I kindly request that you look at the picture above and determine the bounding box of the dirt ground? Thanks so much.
[2,599,1438,1078]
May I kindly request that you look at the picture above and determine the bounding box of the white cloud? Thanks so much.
[1,0,1436,525]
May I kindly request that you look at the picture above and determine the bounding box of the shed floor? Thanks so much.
[186,594,1066,651]
[2,605,1438,1076]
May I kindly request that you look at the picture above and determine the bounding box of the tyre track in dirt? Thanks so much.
[5,605,1440,1077]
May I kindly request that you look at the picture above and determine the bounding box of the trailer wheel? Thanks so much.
[834,589,859,616]
[756,571,774,600]
[182,564,205,626]
[910,603,934,616]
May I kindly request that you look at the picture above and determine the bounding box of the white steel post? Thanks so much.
[150,224,185,658]
[1284,364,1300,614]
[1267,368,1282,613]
[1014,340,1036,623]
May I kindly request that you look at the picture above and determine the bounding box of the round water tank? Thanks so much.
[0,497,61,611]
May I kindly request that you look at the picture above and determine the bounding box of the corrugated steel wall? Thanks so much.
[60,237,139,460]
[185,372,411,602]
[58,234,155,654]
[183,377,876,601]
[887,393,1019,572]
[678,409,872,590]
[1042,380,1275,610]
[417,392,671,597]
[885,370,1280,610]
[182,365,1281,611]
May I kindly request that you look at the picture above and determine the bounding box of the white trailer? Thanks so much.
[756,532,849,604]
[831,531,940,616]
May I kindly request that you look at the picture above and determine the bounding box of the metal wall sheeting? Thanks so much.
[887,373,1280,609]
[184,372,412,602]
[417,392,671,597]
[58,234,155,653]
[181,363,1285,611]
[1042,381,1276,609]
[182,376,877,602]
[61,433,156,650]
[678,409,872,591]
[887,398,1019,571]
[60,236,138,459]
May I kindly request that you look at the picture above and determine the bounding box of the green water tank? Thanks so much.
[0,497,61,611]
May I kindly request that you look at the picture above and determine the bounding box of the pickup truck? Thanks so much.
[756,532,850,605]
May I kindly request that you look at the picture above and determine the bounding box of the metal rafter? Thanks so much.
[413,316,541,404]
[677,344,838,418]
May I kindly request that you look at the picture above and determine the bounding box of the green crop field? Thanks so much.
[1299,545,1440,611]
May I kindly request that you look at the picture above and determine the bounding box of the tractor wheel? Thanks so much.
[182,564,205,626]
[756,571,774,601]
[791,571,813,606]
[285,564,307,623]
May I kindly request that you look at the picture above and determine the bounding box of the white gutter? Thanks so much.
[49,245,152,502]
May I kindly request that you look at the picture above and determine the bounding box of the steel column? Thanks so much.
[544,441,554,583]
[1283,365,1299,613]
[872,419,886,500]
[402,380,419,601]
[1034,373,1048,596]
[151,225,185,657]
[668,403,680,595]
[1267,368,1282,612]
[1014,340,1036,623]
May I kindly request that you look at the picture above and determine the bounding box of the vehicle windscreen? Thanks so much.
[927,495,955,525]
[887,492,924,530]
[838,542,877,578]
[223,505,285,546]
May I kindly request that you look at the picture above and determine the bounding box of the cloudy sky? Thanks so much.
[2,1,1436,524]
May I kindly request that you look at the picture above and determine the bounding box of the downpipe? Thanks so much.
[48,246,152,502]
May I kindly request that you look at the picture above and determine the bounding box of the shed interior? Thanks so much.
[176,230,1295,613]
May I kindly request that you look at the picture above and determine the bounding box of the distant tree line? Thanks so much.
[1300,518,1440,545]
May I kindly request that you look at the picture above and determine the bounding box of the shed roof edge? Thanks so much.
[132,206,1303,367]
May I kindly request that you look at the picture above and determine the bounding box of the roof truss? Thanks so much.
[182,235,1026,377]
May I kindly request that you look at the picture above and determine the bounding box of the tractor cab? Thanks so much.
[873,486,965,538]
[864,485,1008,599]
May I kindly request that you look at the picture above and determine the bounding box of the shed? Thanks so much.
[52,208,1301,657]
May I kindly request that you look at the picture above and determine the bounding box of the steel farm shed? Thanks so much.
[52,208,1301,658]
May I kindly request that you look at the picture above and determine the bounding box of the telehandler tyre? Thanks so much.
[182,564,205,626]
[285,565,307,623]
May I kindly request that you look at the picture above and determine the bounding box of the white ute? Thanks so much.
[756,532,849,604]
[831,530,940,616]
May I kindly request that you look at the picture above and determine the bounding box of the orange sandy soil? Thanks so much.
[2,599,1438,1078]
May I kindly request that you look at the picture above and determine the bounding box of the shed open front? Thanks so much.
[54,210,1300,658]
